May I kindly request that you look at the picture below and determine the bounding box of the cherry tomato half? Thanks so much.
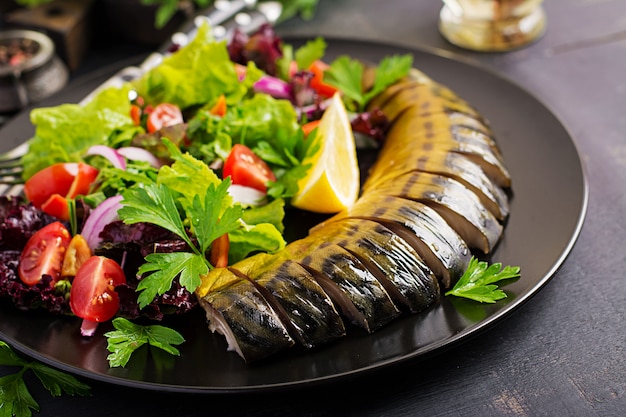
[69,256,126,322]
[309,60,338,98]
[24,162,99,220]
[222,144,276,193]
[146,103,184,133]
[18,221,71,286]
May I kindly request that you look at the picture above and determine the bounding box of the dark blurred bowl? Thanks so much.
[0,29,69,113]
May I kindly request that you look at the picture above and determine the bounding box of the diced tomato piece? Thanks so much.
[146,103,184,133]
[209,234,230,268]
[309,60,338,98]
[301,119,321,137]
[130,104,142,125]
[222,144,276,193]
[69,256,126,322]
[209,95,227,117]
[18,222,71,286]
[40,194,70,221]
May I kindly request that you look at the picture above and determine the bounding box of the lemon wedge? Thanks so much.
[291,93,359,213]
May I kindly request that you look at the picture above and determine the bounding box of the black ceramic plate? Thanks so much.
[0,38,587,393]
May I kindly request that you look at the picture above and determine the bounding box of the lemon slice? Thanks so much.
[291,93,359,213]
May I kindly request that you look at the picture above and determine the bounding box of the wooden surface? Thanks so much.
[1,0,625,415]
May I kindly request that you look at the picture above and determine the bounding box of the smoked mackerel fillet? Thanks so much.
[195,68,512,362]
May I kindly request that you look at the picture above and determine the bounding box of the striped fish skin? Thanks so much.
[364,150,509,221]
[371,81,484,122]
[367,74,512,188]
[325,195,471,290]
[311,218,440,314]
[379,109,511,188]
[229,254,346,349]
[195,64,513,362]
[196,267,295,363]
[365,171,503,253]
[285,237,401,333]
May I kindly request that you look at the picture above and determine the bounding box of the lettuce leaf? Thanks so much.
[130,23,257,109]
[21,85,133,179]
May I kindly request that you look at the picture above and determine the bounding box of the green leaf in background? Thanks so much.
[0,341,91,417]
[294,37,327,70]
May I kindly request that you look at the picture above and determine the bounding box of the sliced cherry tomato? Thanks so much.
[24,163,77,208]
[223,144,276,193]
[65,163,99,199]
[62,234,93,277]
[309,60,338,98]
[146,103,184,133]
[69,256,126,322]
[24,162,99,220]
[209,233,230,268]
[18,222,71,286]
[24,162,98,207]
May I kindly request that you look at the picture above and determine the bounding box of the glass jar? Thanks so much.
[439,0,546,52]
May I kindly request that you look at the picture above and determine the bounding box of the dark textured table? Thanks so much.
[1,1,625,415]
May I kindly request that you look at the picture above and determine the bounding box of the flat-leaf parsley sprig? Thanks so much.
[445,257,521,303]
[104,318,185,368]
[0,341,91,417]
[118,141,243,309]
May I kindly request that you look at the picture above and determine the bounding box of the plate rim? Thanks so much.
[0,36,589,393]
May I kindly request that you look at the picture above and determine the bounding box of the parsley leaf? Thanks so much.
[0,341,91,417]
[104,318,185,368]
[136,252,207,309]
[188,181,243,254]
[324,56,365,110]
[324,54,413,112]
[294,37,326,70]
[445,257,521,303]
[119,183,191,248]
[119,143,245,308]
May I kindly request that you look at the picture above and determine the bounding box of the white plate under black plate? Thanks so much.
[0,38,588,393]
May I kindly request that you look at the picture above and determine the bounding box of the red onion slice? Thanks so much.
[80,319,99,338]
[85,145,126,170]
[228,184,267,206]
[117,146,163,168]
[253,75,292,100]
[82,195,124,251]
